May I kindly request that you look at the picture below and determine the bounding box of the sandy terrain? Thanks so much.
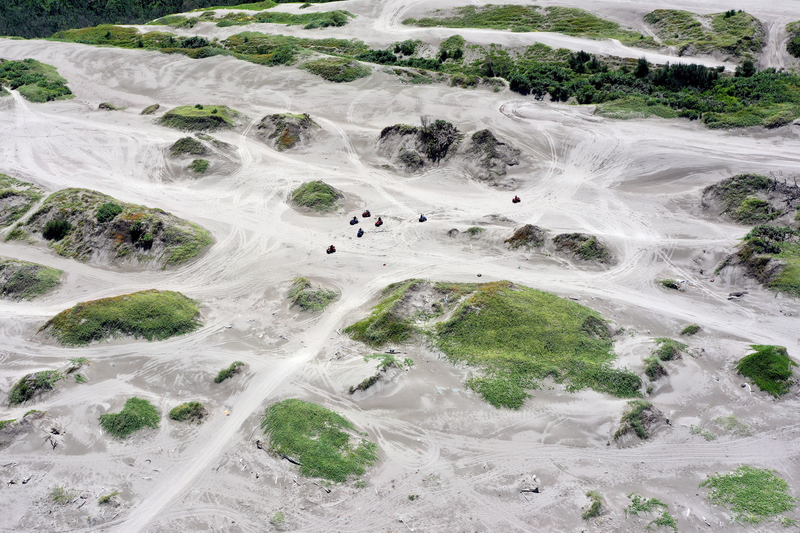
[1,1,799,531]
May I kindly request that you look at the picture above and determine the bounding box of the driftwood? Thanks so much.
[280,453,302,466]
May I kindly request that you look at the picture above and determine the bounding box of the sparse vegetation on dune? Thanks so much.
[0,58,72,102]
[505,224,545,248]
[0,174,43,228]
[736,345,796,397]
[214,361,244,383]
[261,399,378,482]
[0,259,61,300]
[258,113,318,150]
[719,225,800,297]
[702,174,798,224]
[214,8,354,29]
[615,400,661,440]
[169,401,206,422]
[289,277,338,312]
[41,289,201,346]
[681,323,701,335]
[625,493,677,530]
[188,159,209,173]
[582,491,603,519]
[300,57,371,82]
[554,233,612,263]
[346,280,641,409]
[170,136,207,156]
[701,466,797,524]
[291,181,341,212]
[9,370,62,405]
[159,105,238,131]
[141,103,160,115]
[653,338,685,361]
[99,397,160,438]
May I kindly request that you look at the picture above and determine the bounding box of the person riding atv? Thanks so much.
[362,210,371,218]
[350,216,358,225]
[326,245,336,254]
[418,214,427,222]
[375,217,383,227]
[357,228,364,238]
[512,196,521,203]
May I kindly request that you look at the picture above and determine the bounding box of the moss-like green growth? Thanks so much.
[258,113,318,150]
[346,280,641,409]
[289,277,338,312]
[736,345,796,397]
[25,188,212,267]
[99,397,160,438]
[41,289,200,346]
[701,466,797,524]
[464,227,485,236]
[291,180,341,211]
[300,57,370,82]
[404,5,654,47]
[169,401,206,422]
[653,338,685,361]
[261,398,378,482]
[505,224,545,248]
[0,258,61,300]
[141,103,160,115]
[554,233,612,263]
[170,136,207,156]
[159,105,238,131]
[8,370,62,404]
[188,159,209,173]
[582,490,603,519]
[0,58,72,102]
[98,102,123,110]
[644,9,764,59]
[615,400,658,440]
[214,361,244,383]
[348,353,412,394]
[680,323,701,336]
[0,174,44,228]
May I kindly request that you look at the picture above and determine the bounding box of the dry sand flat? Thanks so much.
[1,1,800,531]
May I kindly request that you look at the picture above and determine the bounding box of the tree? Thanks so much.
[735,60,756,78]
[634,57,649,78]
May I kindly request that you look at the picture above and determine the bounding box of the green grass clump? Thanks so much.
[344,279,425,347]
[51,486,75,504]
[74,373,87,383]
[736,345,796,397]
[653,338,686,361]
[169,401,206,422]
[0,259,62,300]
[188,159,209,173]
[644,9,764,59]
[42,289,201,346]
[9,370,62,405]
[703,174,780,224]
[595,96,679,120]
[582,490,603,519]
[0,419,16,431]
[98,491,119,504]
[214,361,244,383]
[690,424,716,441]
[680,323,700,336]
[0,174,43,227]
[159,105,238,131]
[701,466,797,524]
[464,227,485,236]
[261,398,378,482]
[615,400,656,440]
[99,397,160,438]
[0,58,72,102]
[261,112,317,150]
[170,136,206,156]
[291,180,341,211]
[713,414,752,436]
[300,57,370,82]
[96,202,123,223]
[659,279,680,290]
[404,5,654,47]
[141,103,160,115]
[626,493,668,516]
[734,225,800,297]
[289,277,338,312]
[270,511,285,527]
[644,357,667,381]
[215,9,353,29]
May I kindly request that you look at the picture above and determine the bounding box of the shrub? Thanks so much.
[188,159,209,173]
[288,277,338,312]
[0,259,62,300]
[582,490,603,519]
[96,202,123,223]
[51,486,75,504]
[99,397,160,438]
[169,136,206,156]
[659,278,680,290]
[653,338,685,361]
[300,57,371,83]
[644,357,667,381]
[615,400,655,440]
[214,361,244,383]
[42,219,71,240]
[9,370,62,404]
[736,345,796,397]
[169,401,205,422]
[141,103,160,115]
[680,323,700,335]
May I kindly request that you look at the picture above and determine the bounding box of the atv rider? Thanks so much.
[512,195,521,203]
[375,217,383,227]
[350,216,358,225]
[326,245,336,254]
[418,214,427,222]
[357,228,364,238]
[362,210,371,218]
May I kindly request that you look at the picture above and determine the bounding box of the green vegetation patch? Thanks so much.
[582,490,603,519]
[681,323,700,335]
[188,159,209,173]
[701,466,797,524]
[98,491,119,504]
[404,5,654,47]
[170,136,207,156]
[215,9,353,29]
[159,105,238,131]
[261,398,378,482]
[0,174,44,228]
[169,401,206,422]
[9,370,62,405]
[659,279,680,290]
[0,419,16,431]
[289,277,338,312]
[51,486,75,504]
[653,338,685,361]
[349,353,413,394]
[595,96,679,120]
[0,258,61,300]
[300,57,370,82]
[690,424,716,441]
[727,225,800,297]
[505,224,545,248]
[42,289,200,346]
[788,21,800,58]
[615,400,659,440]
[554,233,612,262]
[736,345,796,397]
[702,174,790,224]
[0,58,72,103]
[644,357,667,381]
[714,414,752,436]
[214,361,244,383]
[141,103,160,115]
[291,180,341,211]
[99,397,160,438]
[625,493,677,531]
[644,9,764,59]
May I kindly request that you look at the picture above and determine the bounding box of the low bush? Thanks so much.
[653,338,685,361]
[159,105,237,130]
[300,57,370,82]
[582,490,603,519]
[736,345,796,396]
[289,277,338,312]
[0,259,62,300]
[680,323,701,335]
[170,136,206,156]
[42,219,71,240]
[188,159,209,173]
[96,202,123,223]
[8,370,62,404]
[659,278,680,290]
[0,58,72,102]
[615,400,657,440]
[214,361,244,383]
[169,401,205,422]
[99,397,160,438]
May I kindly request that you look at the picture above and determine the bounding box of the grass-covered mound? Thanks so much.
[214,361,244,383]
[345,280,641,408]
[736,345,796,397]
[291,180,341,212]
[653,338,685,361]
[213,8,353,29]
[0,174,43,228]
[0,258,61,300]
[141,103,160,115]
[169,401,206,422]
[701,466,797,524]
[261,399,378,482]
[702,174,799,224]
[41,289,201,346]
[614,400,663,440]
[257,113,318,150]
[289,277,337,312]
[644,9,764,59]
[0,59,72,103]
[188,159,209,173]
[403,5,654,47]
[8,370,62,405]
[554,233,613,263]
[719,225,800,297]
[159,105,238,131]
[379,120,462,165]
[681,323,701,335]
[505,224,545,249]
[24,188,212,267]
[99,397,160,438]
[582,491,603,520]
[300,57,370,82]
[170,136,207,156]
